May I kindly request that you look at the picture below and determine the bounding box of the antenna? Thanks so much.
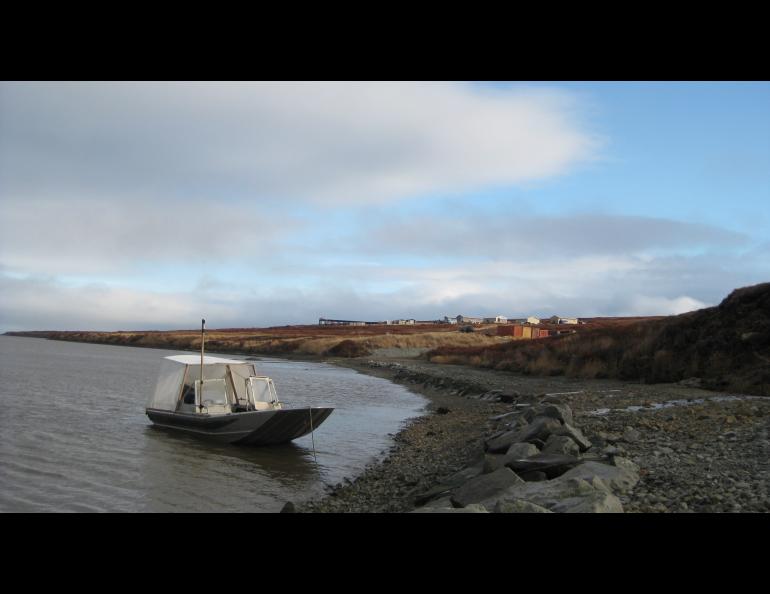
[199,318,205,412]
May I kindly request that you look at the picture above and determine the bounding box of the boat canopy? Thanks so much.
[147,355,259,411]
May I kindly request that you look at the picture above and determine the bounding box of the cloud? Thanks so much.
[360,213,749,260]
[625,295,708,316]
[0,82,598,206]
[0,194,301,275]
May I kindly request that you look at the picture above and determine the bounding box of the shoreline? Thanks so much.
[298,357,770,513]
[6,335,769,512]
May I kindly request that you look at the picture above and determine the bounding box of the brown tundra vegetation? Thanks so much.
[426,283,770,397]
[8,323,503,359]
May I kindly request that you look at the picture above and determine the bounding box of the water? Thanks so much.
[585,394,762,417]
[0,335,427,512]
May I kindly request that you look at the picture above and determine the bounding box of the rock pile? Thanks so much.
[412,400,640,513]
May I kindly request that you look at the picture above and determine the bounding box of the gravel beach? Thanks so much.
[297,356,770,513]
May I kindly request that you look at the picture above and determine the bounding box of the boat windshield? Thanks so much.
[195,379,228,407]
[248,377,277,403]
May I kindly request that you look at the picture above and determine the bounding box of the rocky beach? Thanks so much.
[296,357,770,513]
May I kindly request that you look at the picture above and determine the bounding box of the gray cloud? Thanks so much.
[360,213,749,260]
[0,195,302,275]
[0,82,598,206]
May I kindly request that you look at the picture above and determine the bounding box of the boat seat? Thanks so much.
[251,401,273,411]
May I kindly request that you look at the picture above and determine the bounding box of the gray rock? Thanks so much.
[550,489,624,513]
[542,434,581,457]
[411,504,489,513]
[450,467,524,508]
[505,442,539,459]
[551,422,592,451]
[621,427,641,443]
[494,499,553,513]
[493,476,622,513]
[560,461,639,494]
[610,456,640,476]
[483,453,506,474]
[421,496,454,508]
[505,453,581,479]
[413,462,484,506]
[522,403,574,426]
[485,417,562,453]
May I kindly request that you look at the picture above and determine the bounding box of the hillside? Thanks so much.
[427,283,770,396]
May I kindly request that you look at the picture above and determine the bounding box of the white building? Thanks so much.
[457,315,483,324]
[527,316,541,325]
[483,316,508,324]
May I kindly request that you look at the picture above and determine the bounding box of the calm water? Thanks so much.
[0,335,427,512]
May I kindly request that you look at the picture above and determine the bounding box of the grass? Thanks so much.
[425,283,770,396]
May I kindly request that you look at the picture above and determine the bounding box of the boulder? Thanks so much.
[551,422,592,451]
[560,461,639,494]
[550,489,624,513]
[542,434,581,457]
[413,461,484,505]
[483,453,506,474]
[485,417,562,453]
[610,456,640,476]
[505,453,581,479]
[450,467,524,508]
[522,403,574,426]
[492,475,623,513]
[494,499,553,513]
[411,504,489,513]
[421,496,454,508]
[413,484,454,506]
[505,442,539,459]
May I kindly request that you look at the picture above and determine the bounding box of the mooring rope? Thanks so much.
[308,407,317,464]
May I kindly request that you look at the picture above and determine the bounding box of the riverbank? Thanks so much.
[298,357,770,513]
[5,334,769,512]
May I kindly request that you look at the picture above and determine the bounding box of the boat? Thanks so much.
[145,322,333,444]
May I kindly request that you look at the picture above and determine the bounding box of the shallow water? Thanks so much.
[585,394,762,417]
[0,336,427,512]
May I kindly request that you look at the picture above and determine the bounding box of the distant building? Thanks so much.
[442,316,458,324]
[527,316,541,325]
[319,318,385,326]
[456,315,484,324]
[483,315,508,324]
[559,317,579,325]
[388,319,416,325]
[498,324,552,339]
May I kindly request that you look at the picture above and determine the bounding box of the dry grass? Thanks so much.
[425,283,770,396]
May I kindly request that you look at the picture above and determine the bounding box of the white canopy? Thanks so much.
[147,355,259,411]
[163,354,247,366]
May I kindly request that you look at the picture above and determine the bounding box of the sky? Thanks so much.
[1,81,769,331]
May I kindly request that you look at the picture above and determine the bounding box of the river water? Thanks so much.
[0,335,427,512]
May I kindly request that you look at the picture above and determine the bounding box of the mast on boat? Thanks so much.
[199,318,205,412]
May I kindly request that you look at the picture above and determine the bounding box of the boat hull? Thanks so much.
[145,407,334,445]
